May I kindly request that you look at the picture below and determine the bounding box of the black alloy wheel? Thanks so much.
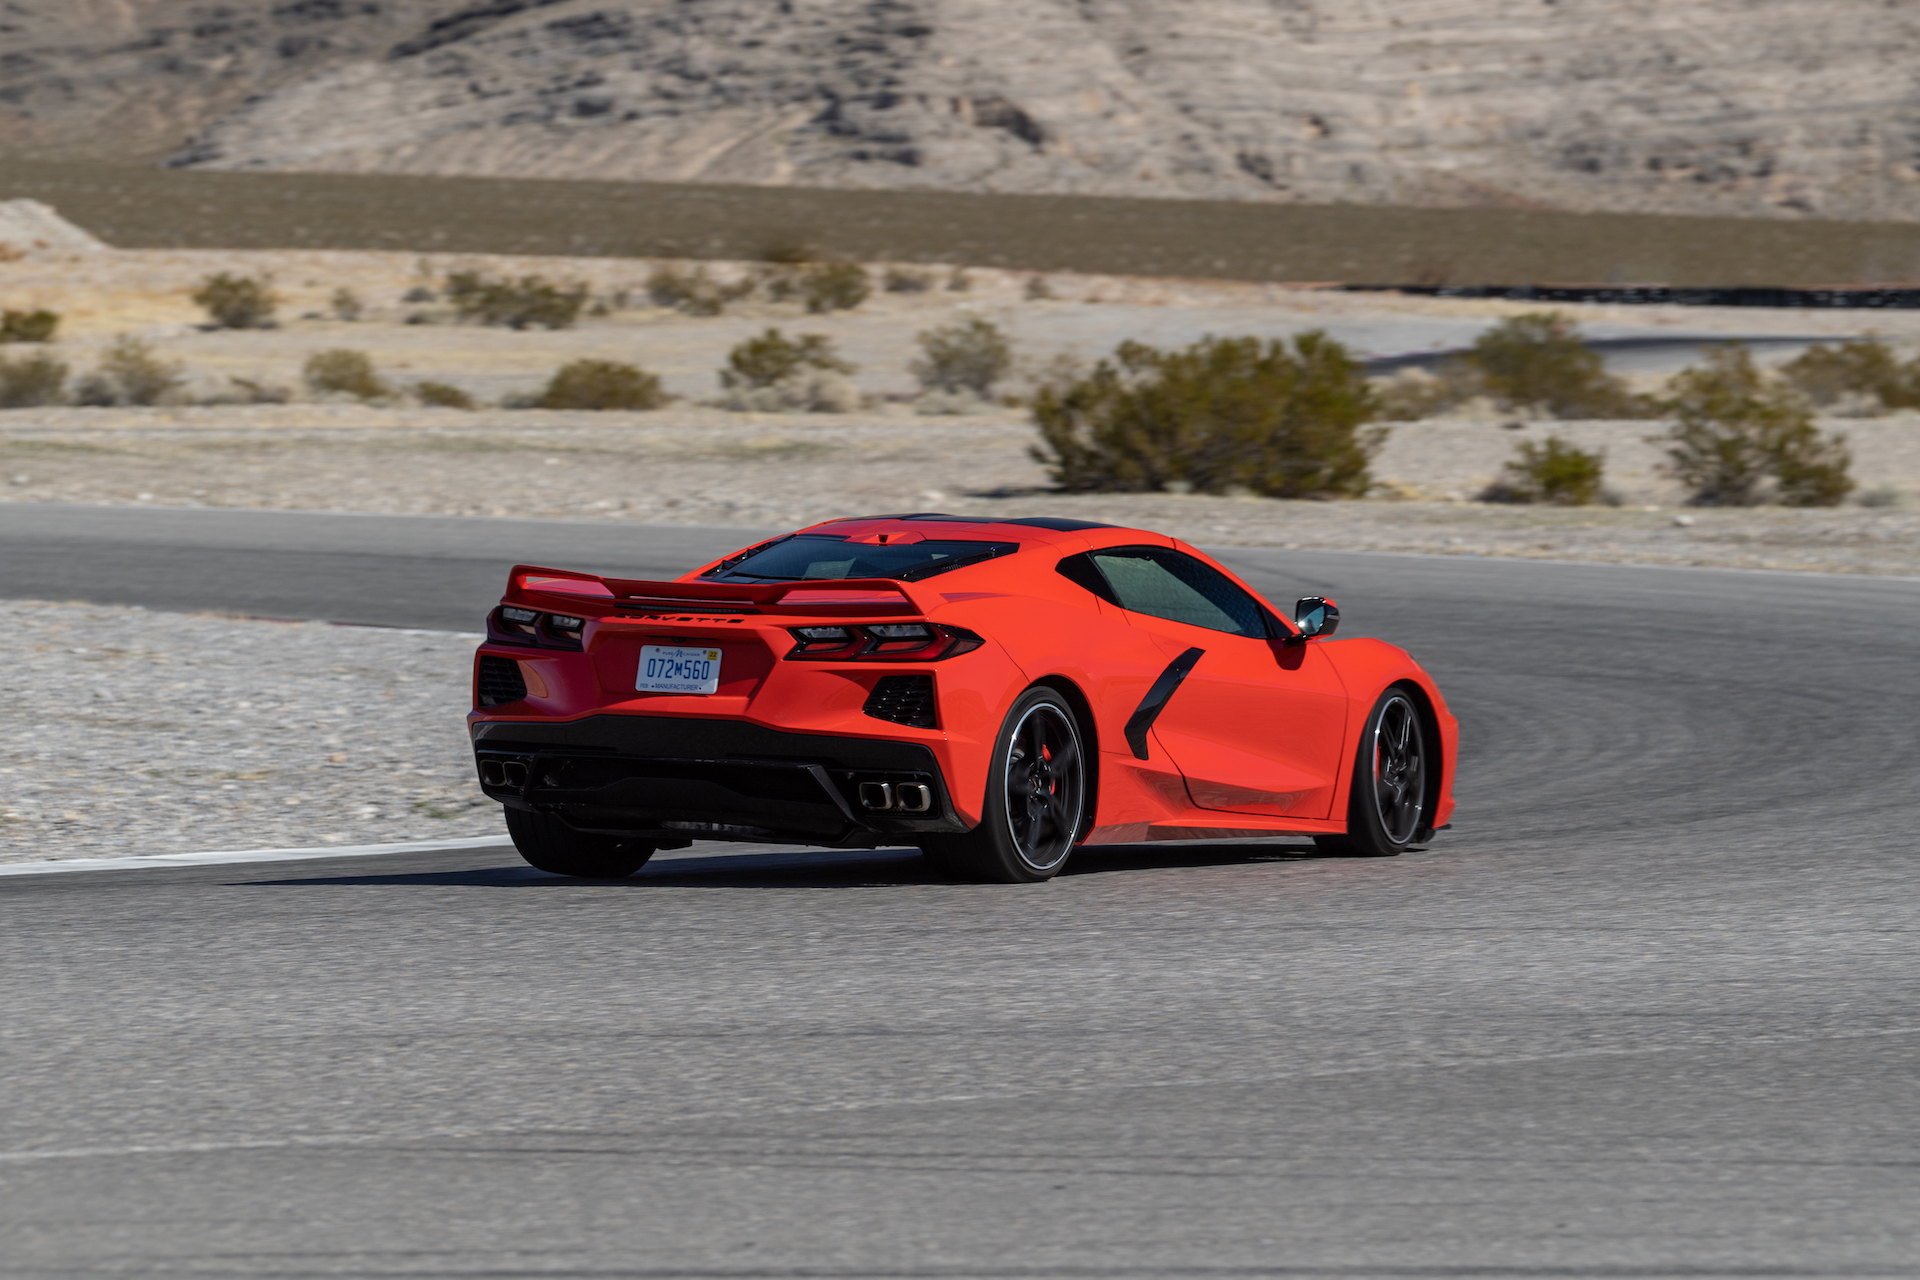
[921,687,1088,883]
[1315,687,1432,858]
[505,807,657,878]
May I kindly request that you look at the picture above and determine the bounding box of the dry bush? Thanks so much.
[796,262,872,314]
[1371,364,1485,420]
[414,381,477,409]
[74,338,185,407]
[911,318,1013,399]
[1456,312,1648,418]
[444,271,589,330]
[1033,332,1384,498]
[303,349,392,402]
[646,264,751,316]
[883,266,936,293]
[535,359,667,411]
[1481,435,1607,505]
[1024,275,1055,301]
[719,329,857,413]
[0,309,60,344]
[1779,340,1920,413]
[0,351,68,407]
[1659,347,1853,507]
[212,377,292,405]
[192,273,279,330]
[330,288,366,322]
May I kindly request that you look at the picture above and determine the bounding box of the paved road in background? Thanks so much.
[2,504,1916,1277]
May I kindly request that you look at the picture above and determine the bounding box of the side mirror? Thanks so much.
[1292,596,1341,640]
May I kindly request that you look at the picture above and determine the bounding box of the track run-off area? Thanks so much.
[1,503,1916,1277]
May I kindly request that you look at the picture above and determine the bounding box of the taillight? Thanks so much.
[784,623,983,662]
[489,605,586,651]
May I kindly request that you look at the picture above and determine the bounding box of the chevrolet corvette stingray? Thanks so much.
[471,514,1456,882]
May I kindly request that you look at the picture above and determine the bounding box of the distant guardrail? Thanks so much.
[1348,285,1920,309]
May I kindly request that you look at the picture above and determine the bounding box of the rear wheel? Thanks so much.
[920,688,1088,883]
[505,808,657,878]
[1314,688,1431,858]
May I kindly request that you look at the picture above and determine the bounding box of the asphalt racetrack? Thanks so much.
[1,503,1916,1277]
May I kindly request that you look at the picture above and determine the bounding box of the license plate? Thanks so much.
[636,644,722,695]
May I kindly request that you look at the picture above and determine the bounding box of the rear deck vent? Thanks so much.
[863,674,936,729]
[477,655,529,707]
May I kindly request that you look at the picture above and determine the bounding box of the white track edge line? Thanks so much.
[0,835,513,878]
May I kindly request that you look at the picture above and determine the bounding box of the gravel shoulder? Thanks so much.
[4,405,1918,576]
[0,601,495,863]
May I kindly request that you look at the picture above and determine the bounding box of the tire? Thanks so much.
[505,807,657,878]
[921,687,1089,883]
[1314,687,1432,858]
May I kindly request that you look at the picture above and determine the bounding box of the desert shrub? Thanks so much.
[402,285,437,304]
[883,266,936,293]
[1659,346,1853,507]
[414,380,477,409]
[1024,275,1055,301]
[721,329,854,389]
[946,267,973,292]
[303,349,391,402]
[0,309,60,344]
[911,318,1013,398]
[719,329,858,412]
[1779,339,1920,412]
[192,273,279,330]
[535,359,667,411]
[1032,332,1384,498]
[1481,435,1606,505]
[796,262,872,314]
[330,288,366,322]
[645,264,752,316]
[0,351,68,407]
[73,338,184,407]
[443,271,589,330]
[1454,312,1644,418]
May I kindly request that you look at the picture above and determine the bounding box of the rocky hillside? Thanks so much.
[4,0,1919,221]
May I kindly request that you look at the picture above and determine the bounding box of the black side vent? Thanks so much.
[477,655,529,707]
[864,675,936,729]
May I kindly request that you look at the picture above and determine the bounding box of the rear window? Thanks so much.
[701,535,1017,583]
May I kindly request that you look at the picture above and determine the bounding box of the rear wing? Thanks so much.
[506,565,926,617]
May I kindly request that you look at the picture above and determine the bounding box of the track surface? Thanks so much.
[2,505,1917,1277]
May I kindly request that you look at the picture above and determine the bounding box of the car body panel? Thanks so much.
[470,515,1459,852]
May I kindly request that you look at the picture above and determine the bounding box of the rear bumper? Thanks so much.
[471,714,969,848]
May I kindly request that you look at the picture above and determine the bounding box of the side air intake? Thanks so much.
[863,674,936,729]
[477,655,529,707]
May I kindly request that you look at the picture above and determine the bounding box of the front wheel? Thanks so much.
[1314,687,1432,858]
[920,687,1089,883]
[505,808,657,878]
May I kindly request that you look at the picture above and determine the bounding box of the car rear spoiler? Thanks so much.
[506,565,925,617]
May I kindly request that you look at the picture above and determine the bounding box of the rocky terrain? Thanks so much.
[4,1,1920,223]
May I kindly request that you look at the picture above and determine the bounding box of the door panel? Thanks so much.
[1080,546,1351,820]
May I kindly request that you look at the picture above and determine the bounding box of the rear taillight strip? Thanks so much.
[785,623,983,662]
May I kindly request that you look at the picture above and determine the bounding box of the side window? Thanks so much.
[1087,548,1268,638]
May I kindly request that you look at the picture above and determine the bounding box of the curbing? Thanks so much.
[0,835,512,878]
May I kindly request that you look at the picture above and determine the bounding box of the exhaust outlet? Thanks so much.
[894,784,933,813]
[479,759,531,789]
[857,781,894,811]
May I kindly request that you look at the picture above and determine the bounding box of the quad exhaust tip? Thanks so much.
[479,759,530,789]
[857,781,933,814]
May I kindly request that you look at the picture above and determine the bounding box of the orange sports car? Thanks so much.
[470,514,1456,882]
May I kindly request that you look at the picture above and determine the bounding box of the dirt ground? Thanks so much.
[4,248,1918,577]
[3,406,1917,576]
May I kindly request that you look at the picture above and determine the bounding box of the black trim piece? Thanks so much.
[999,517,1115,531]
[1055,553,1118,605]
[1124,647,1205,761]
